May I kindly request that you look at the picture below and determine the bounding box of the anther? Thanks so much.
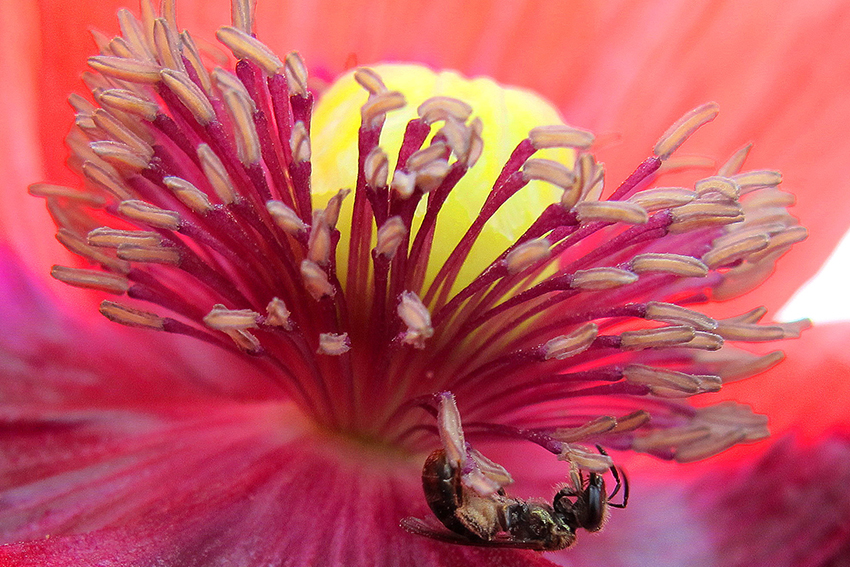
[437,392,465,466]
[630,253,709,277]
[504,238,551,275]
[118,200,181,230]
[645,302,717,331]
[543,322,598,360]
[624,364,719,398]
[522,159,575,191]
[417,96,473,125]
[702,234,769,268]
[265,297,294,330]
[354,67,387,95]
[116,8,154,61]
[529,125,595,150]
[407,142,447,172]
[718,143,753,177]
[558,444,613,473]
[574,201,649,225]
[364,147,389,188]
[55,229,131,274]
[153,18,183,72]
[571,267,639,290]
[375,216,408,259]
[88,227,162,248]
[197,144,238,204]
[361,91,406,128]
[50,265,129,294]
[290,121,311,163]
[391,171,417,199]
[678,331,724,351]
[161,69,216,125]
[222,89,262,165]
[669,201,744,232]
[179,31,212,92]
[28,183,105,207]
[89,141,150,171]
[117,243,181,265]
[88,55,163,83]
[318,333,351,356]
[714,321,787,342]
[212,68,255,110]
[620,325,696,349]
[397,291,434,349]
[82,161,134,200]
[267,200,309,235]
[301,259,335,300]
[99,300,165,329]
[553,416,617,443]
[628,187,696,211]
[163,177,214,214]
[216,26,283,75]
[695,176,739,200]
[203,304,260,330]
[732,170,782,194]
[654,102,720,160]
[91,109,154,158]
[284,52,309,96]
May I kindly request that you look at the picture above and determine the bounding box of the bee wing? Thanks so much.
[400,516,549,551]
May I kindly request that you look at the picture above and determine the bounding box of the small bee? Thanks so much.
[401,446,628,551]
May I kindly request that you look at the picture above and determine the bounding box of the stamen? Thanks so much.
[375,216,407,259]
[50,265,129,294]
[197,144,238,204]
[702,233,770,268]
[116,8,155,60]
[630,253,709,277]
[83,161,134,200]
[301,259,335,300]
[160,69,216,125]
[361,91,406,128]
[437,392,465,466]
[318,333,351,356]
[620,326,696,349]
[654,102,720,160]
[117,200,182,230]
[91,110,154,158]
[695,176,740,200]
[100,300,165,329]
[732,170,782,193]
[55,229,131,274]
[231,0,255,33]
[153,18,183,72]
[222,89,262,165]
[669,201,744,232]
[117,243,181,265]
[558,444,613,473]
[504,238,551,274]
[397,291,433,349]
[529,124,594,149]
[265,297,294,330]
[163,177,214,214]
[354,67,387,95]
[290,121,311,163]
[88,55,162,83]
[203,304,260,330]
[628,187,696,211]
[89,141,150,171]
[645,302,717,331]
[624,364,719,397]
[365,147,389,188]
[267,200,309,235]
[718,143,752,177]
[543,322,598,360]
[522,159,575,191]
[28,183,105,206]
[553,416,617,443]
[571,267,638,290]
[574,201,649,225]
[284,52,309,96]
[88,227,162,248]
[679,331,724,351]
[417,96,473,125]
[216,26,283,75]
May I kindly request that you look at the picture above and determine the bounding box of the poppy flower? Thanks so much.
[1,1,850,566]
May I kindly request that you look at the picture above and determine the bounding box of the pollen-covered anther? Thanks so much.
[116,8,154,61]
[718,143,753,177]
[212,68,255,109]
[522,159,575,193]
[747,226,808,262]
[543,322,598,360]
[300,259,335,300]
[160,69,216,125]
[88,55,163,83]
[203,304,260,331]
[99,300,165,329]
[558,444,613,473]
[307,212,333,266]
[361,91,406,128]
[375,216,407,259]
[571,267,638,290]
[231,0,255,33]
[623,364,721,398]
[654,102,720,160]
[714,321,790,342]
[117,200,181,230]
[436,392,465,467]
[28,183,105,206]
[695,176,740,200]
[680,331,724,351]
[265,297,294,330]
[417,96,473,125]
[364,147,389,188]
[628,187,696,211]
[391,171,417,199]
[163,177,214,214]
[354,67,387,95]
[290,121,311,163]
[620,325,696,349]
[397,291,433,349]
[574,201,649,225]
[464,449,513,496]
[702,233,770,268]
[267,200,309,235]
[88,227,162,248]
[317,333,351,356]
[197,144,238,204]
[504,238,551,275]
[529,124,595,150]
[91,109,154,158]
[216,26,283,75]
[553,416,618,443]
[645,301,717,331]
[284,52,308,96]
[89,141,150,171]
[153,18,184,72]
[83,162,134,201]
[117,243,181,265]
[630,253,709,277]
[55,229,131,274]
[50,265,129,294]
[668,201,744,233]
[222,88,261,165]
[732,170,782,194]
